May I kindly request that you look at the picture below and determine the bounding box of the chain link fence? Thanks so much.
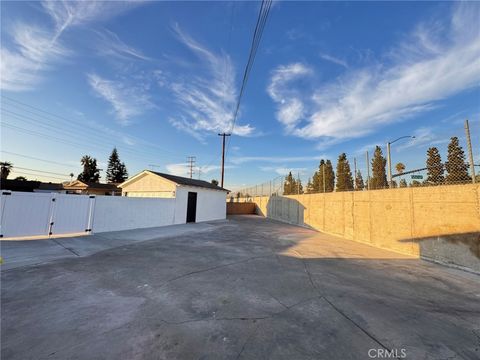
[232,120,479,200]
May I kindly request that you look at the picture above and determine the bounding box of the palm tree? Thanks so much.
[0,162,13,179]
[395,162,406,174]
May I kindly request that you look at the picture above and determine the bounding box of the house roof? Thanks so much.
[37,182,64,191]
[1,179,41,192]
[120,170,229,192]
[63,180,119,191]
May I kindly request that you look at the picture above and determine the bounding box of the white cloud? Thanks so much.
[1,24,69,91]
[230,155,326,165]
[165,163,233,177]
[395,127,449,151]
[94,29,150,61]
[259,166,307,176]
[267,63,312,131]
[169,24,254,139]
[165,163,189,177]
[268,3,480,143]
[319,53,348,68]
[42,0,138,40]
[1,0,140,92]
[87,73,153,125]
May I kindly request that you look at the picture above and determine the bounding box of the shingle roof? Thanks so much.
[149,171,229,192]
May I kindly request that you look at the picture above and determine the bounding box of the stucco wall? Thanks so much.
[245,184,480,273]
[121,173,176,198]
[176,187,227,223]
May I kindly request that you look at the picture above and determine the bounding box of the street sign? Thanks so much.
[411,175,423,180]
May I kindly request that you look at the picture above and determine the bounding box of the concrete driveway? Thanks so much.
[2,216,479,360]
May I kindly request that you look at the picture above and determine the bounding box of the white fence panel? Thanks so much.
[92,197,176,233]
[1,192,53,238]
[51,194,95,235]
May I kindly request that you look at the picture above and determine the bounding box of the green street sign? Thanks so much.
[411,175,423,179]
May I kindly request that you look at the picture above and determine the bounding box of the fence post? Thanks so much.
[464,119,476,183]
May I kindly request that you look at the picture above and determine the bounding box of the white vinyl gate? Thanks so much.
[0,191,181,239]
[0,191,95,238]
[48,194,95,235]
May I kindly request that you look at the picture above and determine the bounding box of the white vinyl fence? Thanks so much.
[0,191,178,238]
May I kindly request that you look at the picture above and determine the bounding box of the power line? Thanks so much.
[228,0,272,137]
[13,166,71,176]
[222,0,272,169]
[1,108,185,162]
[1,96,184,157]
[0,150,77,168]
[10,171,70,181]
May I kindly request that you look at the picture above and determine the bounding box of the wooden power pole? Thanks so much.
[218,133,231,188]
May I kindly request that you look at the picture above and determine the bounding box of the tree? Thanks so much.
[311,159,325,193]
[283,172,295,195]
[355,170,365,190]
[335,153,354,192]
[211,179,219,186]
[324,160,335,192]
[69,173,75,182]
[426,147,444,184]
[0,161,13,179]
[371,146,387,189]
[306,178,315,194]
[106,148,128,183]
[14,176,27,181]
[399,179,408,188]
[395,162,405,174]
[410,180,421,187]
[445,137,470,183]
[296,178,304,194]
[78,155,100,183]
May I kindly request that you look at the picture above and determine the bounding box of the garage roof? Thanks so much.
[120,170,229,192]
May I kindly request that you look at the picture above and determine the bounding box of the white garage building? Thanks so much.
[119,170,228,223]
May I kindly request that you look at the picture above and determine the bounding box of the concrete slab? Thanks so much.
[2,216,479,359]
[0,220,226,269]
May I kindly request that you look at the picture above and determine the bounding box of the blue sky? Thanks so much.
[1,1,479,189]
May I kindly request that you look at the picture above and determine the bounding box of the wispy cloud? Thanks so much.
[395,127,450,151]
[87,73,153,125]
[1,24,69,91]
[1,0,140,92]
[267,63,312,132]
[230,155,326,165]
[259,166,307,176]
[42,0,138,40]
[94,29,150,61]
[319,53,348,68]
[165,163,234,177]
[268,3,480,144]
[168,24,254,139]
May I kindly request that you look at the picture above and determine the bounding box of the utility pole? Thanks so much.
[366,151,370,190]
[464,119,476,183]
[218,133,231,188]
[186,156,196,179]
[353,157,357,190]
[387,142,392,188]
[322,163,326,193]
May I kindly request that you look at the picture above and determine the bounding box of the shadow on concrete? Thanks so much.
[257,196,480,273]
[2,215,480,360]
